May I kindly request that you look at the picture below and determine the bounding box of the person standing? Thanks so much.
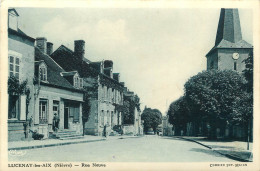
[53,113,60,133]
[103,124,107,138]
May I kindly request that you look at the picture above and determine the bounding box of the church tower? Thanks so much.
[206,8,253,72]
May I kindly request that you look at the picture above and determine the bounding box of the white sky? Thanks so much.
[15,8,253,114]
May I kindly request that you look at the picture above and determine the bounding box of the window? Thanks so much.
[8,95,19,119]
[79,78,83,88]
[39,99,48,124]
[39,66,47,81]
[74,76,83,88]
[234,62,237,71]
[74,76,78,87]
[53,101,59,117]
[9,56,20,78]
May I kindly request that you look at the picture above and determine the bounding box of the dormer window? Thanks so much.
[74,76,78,87]
[73,74,83,88]
[39,64,47,81]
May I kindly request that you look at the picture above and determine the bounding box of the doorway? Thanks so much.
[64,107,69,129]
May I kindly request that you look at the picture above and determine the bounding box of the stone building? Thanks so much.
[51,40,125,136]
[8,8,35,141]
[206,8,253,72]
[33,38,84,139]
[206,8,253,139]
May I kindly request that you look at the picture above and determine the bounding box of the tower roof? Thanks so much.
[215,8,242,45]
[206,8,252,57]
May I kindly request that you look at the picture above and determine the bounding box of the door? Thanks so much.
[64,107,69,129]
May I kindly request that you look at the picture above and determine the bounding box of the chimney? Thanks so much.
[36,37,47,54]
[74,40,85,59]
[47,42,53,55]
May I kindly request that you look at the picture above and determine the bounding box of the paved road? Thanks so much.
[9,136,234,162]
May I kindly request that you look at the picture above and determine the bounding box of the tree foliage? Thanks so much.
[141,107,162,132]
[167,96,190,128]
[122,94,141,124]
[184,70,246,123]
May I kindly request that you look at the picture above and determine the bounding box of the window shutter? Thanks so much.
[20,95,26,120]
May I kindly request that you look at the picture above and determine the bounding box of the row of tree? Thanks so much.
[168,52,253,140]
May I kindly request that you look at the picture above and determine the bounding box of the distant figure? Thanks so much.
[103,125,107,138]
[52,113,59,132]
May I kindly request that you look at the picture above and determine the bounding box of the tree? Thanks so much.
[8,76,31,138]
[231,51,254,145]
[141,107,162,133]
[184,70,246,139]
[167,96,190,136]
[81,90,91,136]
[122,94,141,124]
[243,50,253,93]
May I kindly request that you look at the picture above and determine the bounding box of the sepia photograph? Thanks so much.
[1,0,260,170]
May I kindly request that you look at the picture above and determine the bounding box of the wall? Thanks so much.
[84,81,124,136]
[8,34,35,141]
[218,48,251,72]
[33,85,83,139]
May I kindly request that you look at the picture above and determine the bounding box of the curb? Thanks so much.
[8,136,144,151]
[8,138,106,151]
[177,137,252,162]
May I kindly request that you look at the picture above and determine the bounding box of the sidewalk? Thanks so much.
[8,135,141,151]
[177,136,253,162]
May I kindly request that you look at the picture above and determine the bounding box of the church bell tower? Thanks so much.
[206,8,253,72]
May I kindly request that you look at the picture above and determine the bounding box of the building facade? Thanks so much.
[8,8,35,141]
[33,40,84,139]
[51,40,125,136]
[206,9,253,72]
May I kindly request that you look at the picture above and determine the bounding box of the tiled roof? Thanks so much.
[51,45,124,89]
[35,47,81,92]
[51,45,100,77]
[206,39,253,56]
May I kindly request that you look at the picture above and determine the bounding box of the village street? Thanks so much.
[9,136,234,162]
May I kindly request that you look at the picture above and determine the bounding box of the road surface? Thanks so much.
[9,135,234,162]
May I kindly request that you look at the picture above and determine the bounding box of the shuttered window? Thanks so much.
[9,56,20,78]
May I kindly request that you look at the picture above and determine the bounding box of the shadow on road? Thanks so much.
[189,148,224,158]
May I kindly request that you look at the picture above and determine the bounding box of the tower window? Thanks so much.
[234,62,237,71]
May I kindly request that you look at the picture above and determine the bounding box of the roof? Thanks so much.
[215,9,242,45]
[61,71,78,77]
[35,47,82,92]
[8,28,35,42]
[51,44,124,89]
[206,8,253,57]
[8,8,19,16]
